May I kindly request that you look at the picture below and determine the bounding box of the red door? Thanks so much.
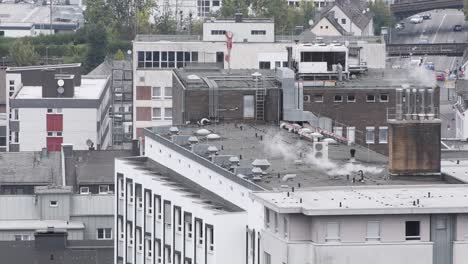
[47,114,63,131]
[47,137,63,151]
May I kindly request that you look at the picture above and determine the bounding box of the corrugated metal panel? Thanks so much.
[0,196,39,220]
[70,216,113,240]
[40,194,70,221]
[70,195,114,216]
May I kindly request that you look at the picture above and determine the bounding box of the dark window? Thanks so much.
[341,18,346,24]
[191,52,198,62]
[152,51,160,68]
[211,30,226,35]
[380,94,389,102]
[347,95,356,102]
[145,52,152,68]
[259,61,271,69]
[216,52,224,63]
[168,52,175,68]
[367,94,375,102]
[212,0,220,6]
[251,30,266,35]
[334,95,343,102]
[283,61,288,67]
[405,221,420,240]
[137,51,144,68]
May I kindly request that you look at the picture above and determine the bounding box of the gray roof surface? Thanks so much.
[174,68,279,90]
[0,3,84,25]
[75,150,133,184]
[155,123,448,190]
[320,1,372,30]
[120,157,244,213]
[0,151,62,185]
[0,240,113,264]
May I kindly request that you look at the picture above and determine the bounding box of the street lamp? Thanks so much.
[45,46,49,65]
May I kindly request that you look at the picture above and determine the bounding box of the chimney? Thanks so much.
[235,13,243,23]
[61,144,76,190]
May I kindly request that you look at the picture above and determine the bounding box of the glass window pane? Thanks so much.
[177,52,184,62]
[165,108,172,119]
[168,52,175,62]
[191,52,198,62]
[184,52,191,61]
[164,87,172,98]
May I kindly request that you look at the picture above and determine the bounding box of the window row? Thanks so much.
[366,126,388,144]
[326,221,421,242]
[265,207,289,239]
[79,185,111,194]
[307,93,389,103]
[47,131,63,137]
[251,30,266,35]
[47,108,63,114]
[152,86,172,99]
[152,107,172,120]
[259,61,288,70]
[137,51,199,69]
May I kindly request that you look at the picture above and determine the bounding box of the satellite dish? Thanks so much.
[57,87,65,94]
[308,19,314,26]
[57,79,64,87]
[86,139,94,147]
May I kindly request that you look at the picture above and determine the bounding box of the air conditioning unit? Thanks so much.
[303,95,310,103]
[313,142,328,160]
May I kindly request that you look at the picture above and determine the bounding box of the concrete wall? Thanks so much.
[18,108,47,151]
[203,22,275,43]
[39,193,71,221]
[62,108,98,150]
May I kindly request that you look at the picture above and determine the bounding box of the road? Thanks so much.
[387,9,464,138]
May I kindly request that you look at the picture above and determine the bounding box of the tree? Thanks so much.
[465,0,468,21]
[84,24,108,72]
[84,0,111,26]
[369,0,395,35]
[9,39,40,66]
[220,0,248,17]
[153,13,177,34]
[114,49,126,60]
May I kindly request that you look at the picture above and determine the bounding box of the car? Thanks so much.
[436,73,445,81]
[395,23,405,30]
[454,25,463,32]
[425,62,435,71]
[418,37,429,44]
[422,14,431,20]
[410,16,423,24]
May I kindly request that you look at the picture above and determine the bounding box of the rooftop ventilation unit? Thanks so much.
[313,142,328,160]
[169,127,179,135]
[207,133,221,140]
[196,129,211,136]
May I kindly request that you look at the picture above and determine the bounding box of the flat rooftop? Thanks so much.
[441,160,468,183]
[0,3,83,25]
[174,68,278,90]
[251,185,468,215]
[148,123,449,191]
[15,76,108,100]
[119,157,244,213]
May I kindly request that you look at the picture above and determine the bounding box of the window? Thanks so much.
[152,87,161,99]
[366,127,375,144]
[139,50,198,68]
[274,213,278,232]
[212,0,220,6]
[405,221,420,240]
[334,95,343,102]
[283,61,288,67]
[80,187,90,194]
[97,228,112,240]
[366,221,380,241]
[47,132,62,137]
[164,108,172,120]
[314,95,324,102]
[264,252,271,264]
[347,95,356,102]
[243,95,255,118]
[164,87,172,98]
[265,207,270,228]
[9,80,14,85]
[341,18,346,24]
[251,30,266,35]
[211,30,226,35]
[259,61,271,69]
[207,226,214,251]
[326,222,340,242]
[275,61,281,68]
[99,185,110,194]
[366,94,376,102]
[379,127,388,144]
[14,235,30,241]
[50,201,58,207]
[152,108,161,120]
[333,127,343,137]
[380,94,389,102]
[284,217,288,238]
[464,220,468,239]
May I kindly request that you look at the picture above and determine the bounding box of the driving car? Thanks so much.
[410,16,423,24]
[395,23,405,30]
[424,62,435,71]
[454,25,463,32]
[436,73,445,81]
[422,14,431,20]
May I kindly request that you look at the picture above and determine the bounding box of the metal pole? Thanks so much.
[50,0,53,35]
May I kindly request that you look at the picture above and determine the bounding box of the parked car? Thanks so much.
[422,14,431,20]
[436,73,445,81]
[425,62,435,71]
[395,23,405,30]
[454,25,463,32]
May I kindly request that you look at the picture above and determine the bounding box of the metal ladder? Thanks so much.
[255,88,266,121]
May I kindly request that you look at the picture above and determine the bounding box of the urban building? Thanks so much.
[6,64,112,152]
[90,59,134,149]
[0,3,83,37]
[115,117,467,264]
[155,0,222,20]
[0,66,6,152]
[455,79,468,140]
[133,16,385,140]
[311,2,374,36]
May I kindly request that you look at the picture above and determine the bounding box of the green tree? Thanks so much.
[84,0,111,26]
[114,49,126,60]
[464,0,468,21]
[153,13,177,34]
[84,24,108,72]
[369,0,395,35]
[9,39,40,66]
[220,0,248,17]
